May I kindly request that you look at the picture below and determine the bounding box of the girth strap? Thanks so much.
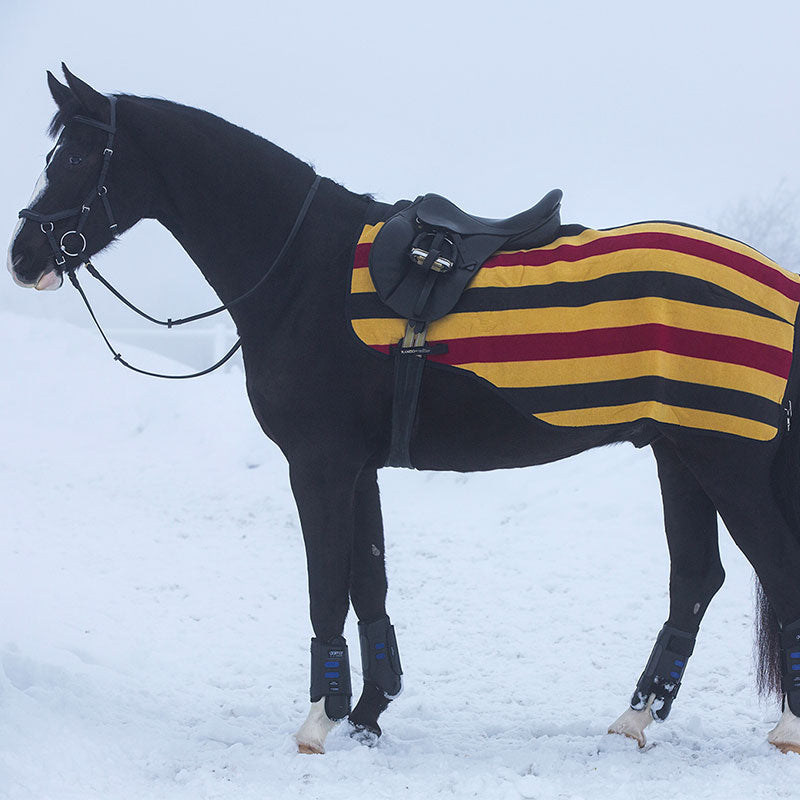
[386,321,447,468]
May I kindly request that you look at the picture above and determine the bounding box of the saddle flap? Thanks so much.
[368,207,474,322]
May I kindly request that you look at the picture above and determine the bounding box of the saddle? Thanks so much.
[369,189,562,323]
[369,189,564,469]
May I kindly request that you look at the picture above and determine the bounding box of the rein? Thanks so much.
[66,174,321,379]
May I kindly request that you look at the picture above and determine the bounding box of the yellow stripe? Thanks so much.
[535,402,777,441]
[352,298,793,355]
[352,266,377,294]
[357,223,384,245]
[470,248,799,323]
[459,351,787,402]
[352,316,406,344]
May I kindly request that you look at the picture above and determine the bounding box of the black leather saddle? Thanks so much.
[369,189,563,323]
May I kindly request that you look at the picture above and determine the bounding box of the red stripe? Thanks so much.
[354,242,372,269]
[484,231,800,301]
[400,324,792,378]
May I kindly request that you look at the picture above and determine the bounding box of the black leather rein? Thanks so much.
[66,174,320,379]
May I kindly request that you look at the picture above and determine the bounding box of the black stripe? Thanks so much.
[350,270,786,323]
[502,376,782,427]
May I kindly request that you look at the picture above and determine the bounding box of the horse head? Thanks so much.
[8,66,151,291]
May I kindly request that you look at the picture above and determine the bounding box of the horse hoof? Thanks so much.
[348,719,381,747]
[608,706,653,748]
[771,741,800,755]
[768,708,800,754]
[297,742,325,755]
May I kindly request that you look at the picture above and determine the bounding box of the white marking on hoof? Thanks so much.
[768,707,800,755]
[295,699,337,754]
[608,705,654,748]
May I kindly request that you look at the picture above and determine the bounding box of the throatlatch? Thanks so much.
[781,618,800,716]
[310,636,352,720]
[630,624,696,721]
[358,616,403,698]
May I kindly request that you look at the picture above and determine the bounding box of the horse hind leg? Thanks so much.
[609,438,724,747]
[663,432,800,753]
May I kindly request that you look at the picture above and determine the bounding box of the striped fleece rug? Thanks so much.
[349,220,800,441]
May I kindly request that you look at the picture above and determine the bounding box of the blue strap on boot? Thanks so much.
[359,616,403,698]
[631,624,696,721]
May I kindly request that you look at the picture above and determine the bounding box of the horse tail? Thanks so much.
[756,388,800,700]
[754,577,781,699]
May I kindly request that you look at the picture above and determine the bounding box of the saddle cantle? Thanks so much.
[369,189,563,323]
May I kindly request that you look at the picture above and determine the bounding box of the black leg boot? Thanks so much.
[349,616,403,740]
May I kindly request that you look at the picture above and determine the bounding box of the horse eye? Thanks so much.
[68,154,83,166]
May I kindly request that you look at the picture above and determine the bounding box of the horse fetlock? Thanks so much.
[608,700,655,748]
[631,624,696,721]
[358,615,403,698]
[310,636,352,721]
[348,681,393,739]
[295,699,338,754]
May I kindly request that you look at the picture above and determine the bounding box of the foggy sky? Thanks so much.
[3,0,800,332]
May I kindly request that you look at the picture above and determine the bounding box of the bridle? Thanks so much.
[19,96,119,267]
[17,95,322,379]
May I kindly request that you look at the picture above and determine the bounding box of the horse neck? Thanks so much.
[126,98,320,322]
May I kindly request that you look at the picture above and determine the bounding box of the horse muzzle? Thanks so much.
[8,253,64,291]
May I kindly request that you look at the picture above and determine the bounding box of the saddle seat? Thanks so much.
[414,188,563,247]
[369,188,563,323]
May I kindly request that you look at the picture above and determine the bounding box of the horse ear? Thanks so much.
[47,70,73,109]
[61,63,107,118]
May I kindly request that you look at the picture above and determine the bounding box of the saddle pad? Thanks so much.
[349,220,800,441]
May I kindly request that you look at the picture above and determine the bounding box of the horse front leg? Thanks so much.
[347,469,403,742]
[609,438,724,747]
[289,457,358,755]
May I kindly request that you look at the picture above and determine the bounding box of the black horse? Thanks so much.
[9,66,800,755]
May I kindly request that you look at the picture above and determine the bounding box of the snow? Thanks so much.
[2,308,800,799]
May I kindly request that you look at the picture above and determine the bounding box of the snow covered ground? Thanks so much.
[2,309,800,799]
